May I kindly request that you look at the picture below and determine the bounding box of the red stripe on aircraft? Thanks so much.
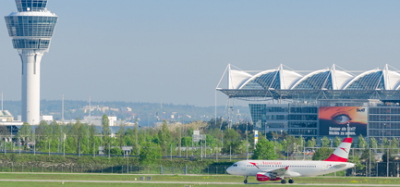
[342,138,353,143]
[324,154,347,162]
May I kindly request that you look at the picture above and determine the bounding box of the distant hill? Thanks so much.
[3,100,251,124]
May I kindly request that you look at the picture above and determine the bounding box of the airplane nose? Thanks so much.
[226,166,232,174]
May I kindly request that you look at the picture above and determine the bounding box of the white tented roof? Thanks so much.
[332,69,354,90]
[290,69,330,90]
[221,64,400,91]
[280,68,303,89]
[384,65,400,90]
[228,69,252,89]
[237,65,302,90]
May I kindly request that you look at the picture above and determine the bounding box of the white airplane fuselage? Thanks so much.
[227,160,355,177]
[228,137,355,184]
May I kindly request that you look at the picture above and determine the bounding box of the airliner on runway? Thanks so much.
[226,137,355,184]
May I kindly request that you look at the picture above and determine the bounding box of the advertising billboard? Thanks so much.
[319,107,368,136]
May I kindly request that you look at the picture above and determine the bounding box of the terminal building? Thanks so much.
[217,64,400,144]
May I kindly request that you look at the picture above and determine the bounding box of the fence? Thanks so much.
[0,149,252,161]
[0,163,232,175]
[1,162,399,176]
[2,147,400,177]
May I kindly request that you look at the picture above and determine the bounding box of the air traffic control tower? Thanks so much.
[5,0,58,125]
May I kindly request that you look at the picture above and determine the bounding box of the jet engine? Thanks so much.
[256,172,281,182]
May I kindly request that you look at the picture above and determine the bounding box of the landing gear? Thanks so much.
[244,176,248,184]
[281,179,287,184]
[288,178,294,184]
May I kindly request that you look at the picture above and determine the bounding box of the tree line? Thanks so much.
[1,116,399,169]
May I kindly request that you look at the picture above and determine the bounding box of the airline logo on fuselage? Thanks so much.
[261,161,283,165]
[250,161,283,169]
[249,162,260,169]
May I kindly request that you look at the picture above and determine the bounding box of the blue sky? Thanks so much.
[1,0,400,106]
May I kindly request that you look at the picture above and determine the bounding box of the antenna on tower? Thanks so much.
[58,94,64,122]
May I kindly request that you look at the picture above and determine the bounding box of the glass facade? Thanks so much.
[293,71,332,90]
[346,71,384,90]
[287,105,318,137]
[16,0,48,12]
[242,71,280,90]
[5,16,57,37]
[250,104,319,138]
[250,101,400,140]
[249,104,288,135]
[368,107,400,136]
[12,38,50,49]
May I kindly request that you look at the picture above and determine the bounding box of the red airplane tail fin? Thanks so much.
[324,137,352,162]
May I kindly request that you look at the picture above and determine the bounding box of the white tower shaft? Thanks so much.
[5,0,58,125]
[20,50,44,124]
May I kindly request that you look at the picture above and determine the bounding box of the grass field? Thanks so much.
[0,182,387,187]
[0,173,400,186]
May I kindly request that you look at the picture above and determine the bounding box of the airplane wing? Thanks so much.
[262,166,301,177]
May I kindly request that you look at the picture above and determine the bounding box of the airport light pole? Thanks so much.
[272,132,277,149]
[33,124,35,156]
[246,122,248,160]
[48,140,51,157]
[59,94,64,121]
[382,123,386,142]
[63,136,65,157]
[369,147,371,177]
[201,141,202,161]
[265,123,266,139]
[87,95,91,118]
[388,140,392,177]
[142,126,146,142]
[182,115,185,137]
[302,137,305,160]
[57,137,59,153]
[230,145,231,161]
[135,122,138,157]
[139,125,143,155]
[18,136,21,155]
[205,136,207,158]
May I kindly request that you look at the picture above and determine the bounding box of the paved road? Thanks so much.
[0,179,398,186]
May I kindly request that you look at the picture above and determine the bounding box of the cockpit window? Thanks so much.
[233,164,237,167]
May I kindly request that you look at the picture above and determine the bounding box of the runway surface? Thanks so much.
[0,179,398,186]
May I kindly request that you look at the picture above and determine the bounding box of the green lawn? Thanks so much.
[0,182,382,187]
[0,173,399,185]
